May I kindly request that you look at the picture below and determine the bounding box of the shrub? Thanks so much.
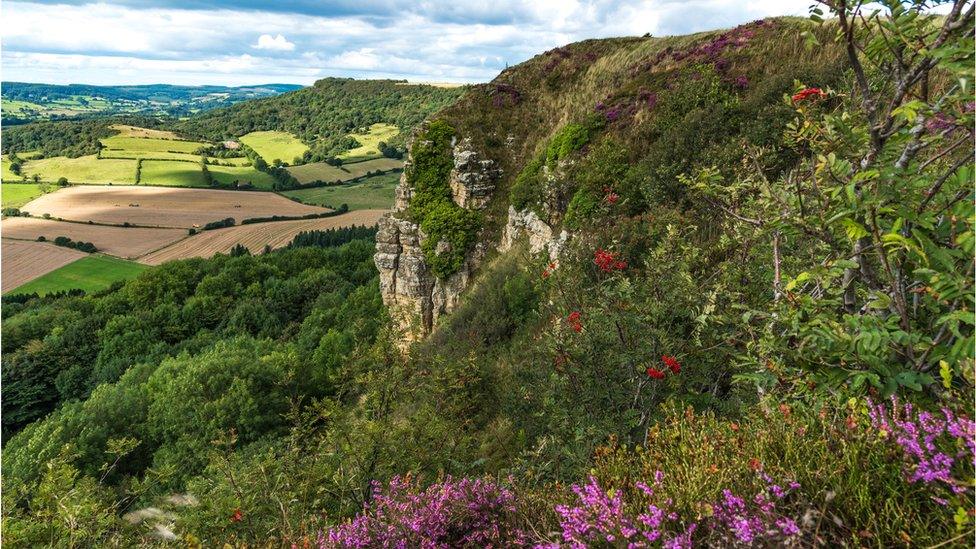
[321,476,526,548]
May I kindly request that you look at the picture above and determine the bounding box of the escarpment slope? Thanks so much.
[375,18,847,337]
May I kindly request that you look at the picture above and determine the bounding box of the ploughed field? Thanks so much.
[1,217,186,259]
[139,209,387,265]
[1,239,88,291]
[19,186,331,228]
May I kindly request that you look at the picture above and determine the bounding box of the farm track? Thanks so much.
[20,186,331,228]
[139,209,387,265]
[2,217,187,259]
[1,239,88,291]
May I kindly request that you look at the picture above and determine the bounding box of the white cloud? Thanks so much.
[252,34,296,51]
[1,0,815,85]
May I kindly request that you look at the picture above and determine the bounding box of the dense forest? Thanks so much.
[1,3,973,548]
[174,78,466,161]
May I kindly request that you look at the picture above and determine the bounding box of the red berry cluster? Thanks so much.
[647,355,682,379]
[594,248,627,273]
[567,311,583,333]
[791,87,825,103]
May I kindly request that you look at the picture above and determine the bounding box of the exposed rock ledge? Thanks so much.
[500,206,568,261]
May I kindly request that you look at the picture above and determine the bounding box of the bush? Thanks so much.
[201,218,235,231]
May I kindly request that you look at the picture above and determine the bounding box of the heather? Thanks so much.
[2,3,973,547]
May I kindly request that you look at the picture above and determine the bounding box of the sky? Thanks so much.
[1,1,813,87]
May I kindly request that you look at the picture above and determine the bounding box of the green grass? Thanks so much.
[210,156,251,167]
[240,131,309,164]
[286,157,403,185]
[338,123,400,162]
[100,135,206,154]
[282,172,399,210]
[208,164,278,189]
[7,255,149,296]
[22,155,137,184]
[140,160,206,187]
[2,183,47,209]
[2,156,25,183]
[100,150,202,162]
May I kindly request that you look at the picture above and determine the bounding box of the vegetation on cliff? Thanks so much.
[1,3,973,547]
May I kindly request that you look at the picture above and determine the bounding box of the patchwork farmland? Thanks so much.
[19,186,331,228]
[283,172,399,210]
[1,238,89,291]
[2,217,187,258]
[286,157,403,185]
[8,255,149,296]
[139,209,386,264]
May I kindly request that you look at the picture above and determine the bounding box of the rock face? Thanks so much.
[375,136,497,339]
[449,138,500,209]
[500,206,568,261]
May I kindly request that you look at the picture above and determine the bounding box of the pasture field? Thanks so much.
[101,150,202,162]
[140,160,207,187]
[139,209,387,265]
[8,254,149,296]
[286,157,403,185]
[2,217,187,258]
[207,165,277,189]
[1,239,89,291]
[2,183,48,209]
[3,156,27,182]
[100,135,206,154]
[338,123,399,161]
[20,155,137,184]
[110,124,182,139]
[211,157,252,167]
[283,172,398,210]
[240,131,309,163]
[20,185,330,228]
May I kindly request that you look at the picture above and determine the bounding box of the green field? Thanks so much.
[101,135,206,154]
[22,155,137,184]
[338,123,400,162]
[100,150,203,162]
[210,156,252,167]
[2,183,47,209]
[7,255,149,296]
[240,131,309,164]
[283,172,398,210]
[140,160,207,187]
[208,164,277,189]
[286,157,403,185]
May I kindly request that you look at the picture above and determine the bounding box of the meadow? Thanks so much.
[7,254,149,296]
[283,172,398,210]
[139,160,207,187]
[285,157,402,184]
[207,164,277,189]
[100,135,206,154]
[20,155,137,184]
[338,123,399,161]
[239,130,309,163]
[1,183,47,209]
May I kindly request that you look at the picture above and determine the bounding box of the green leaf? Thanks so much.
[784,272,811,292]
[939,360,952,388]
[840,218,869,241]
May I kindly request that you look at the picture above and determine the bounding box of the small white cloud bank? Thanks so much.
[252,33,295,51]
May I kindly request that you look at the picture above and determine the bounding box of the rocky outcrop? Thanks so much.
[500,206,568,261]
[449,138,500,209]
[375,137,497,339]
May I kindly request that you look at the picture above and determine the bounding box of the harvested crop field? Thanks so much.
[20,186,331,228]
[2,217,187,259]
[2,238,88,291]
[139,209,387,265]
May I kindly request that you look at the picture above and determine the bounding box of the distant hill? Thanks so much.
[1,82,303,124]
[174,78,467,161]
